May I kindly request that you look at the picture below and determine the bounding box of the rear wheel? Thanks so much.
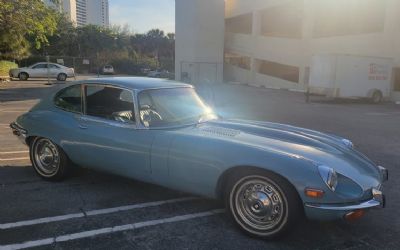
[225,169,302,239]
[30,137,70,181]
[371,90,383,104]
[57,73,67,81]
[19,72,28,81]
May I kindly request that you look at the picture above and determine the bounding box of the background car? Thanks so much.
[9,62,75,81]
[101,65,115,75]
[10,77,388,239]
[147,69,170,78]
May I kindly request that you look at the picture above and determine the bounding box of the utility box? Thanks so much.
[175,0,225,85]
[308,54,393,103]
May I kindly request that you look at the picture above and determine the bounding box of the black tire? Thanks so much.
[19,72,28,81]
[225,169,302,239]
[371,90,383,104]
[29,137,70,181]
[57,73,67,81]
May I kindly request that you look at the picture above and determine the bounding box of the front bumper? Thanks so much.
[304,188,385,220]
[10,122,27,144]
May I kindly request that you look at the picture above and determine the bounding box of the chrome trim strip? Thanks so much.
[10,122,28,144]
[305,188,384,210]
[305,199,381,211]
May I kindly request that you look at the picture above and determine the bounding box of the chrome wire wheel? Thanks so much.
[32,138,60,177]
[230,175,289,237]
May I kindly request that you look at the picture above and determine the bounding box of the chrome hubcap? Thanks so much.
[234,177,286,231]
[34,139,60,176]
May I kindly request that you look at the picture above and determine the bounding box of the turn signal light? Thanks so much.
[344,209,366,221]
[305,188,324,198]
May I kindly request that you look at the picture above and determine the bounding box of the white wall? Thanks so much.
[175,0,225,84]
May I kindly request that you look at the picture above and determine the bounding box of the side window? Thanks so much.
[32,64,47,69]
[85,85,135,123]
[48,64,60,69]
[54,85,82,113]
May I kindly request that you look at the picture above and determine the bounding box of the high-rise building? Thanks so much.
[44,0,109,27]
[76,0,88,27]
[43,0,77,26]
[87,0,109,27]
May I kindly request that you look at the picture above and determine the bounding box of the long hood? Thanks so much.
[186,119,381,188]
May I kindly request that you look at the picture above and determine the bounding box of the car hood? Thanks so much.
[184,119,381,188]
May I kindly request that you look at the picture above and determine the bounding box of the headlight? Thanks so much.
[318,165,338,191]
[341,139,353,148]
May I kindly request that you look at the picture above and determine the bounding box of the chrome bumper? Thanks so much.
[10,122,27,144]
[305,188,385,211]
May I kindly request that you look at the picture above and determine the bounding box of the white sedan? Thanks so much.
[9,62,75,81]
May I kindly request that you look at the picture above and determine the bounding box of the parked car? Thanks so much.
[9,62,75,81]
[101,65,115,75]
[147,69,169,78]
[10,77,387,239]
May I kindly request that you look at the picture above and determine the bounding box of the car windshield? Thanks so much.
[138,87,217,128]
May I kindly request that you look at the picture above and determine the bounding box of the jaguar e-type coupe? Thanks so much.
[10,77,388,239]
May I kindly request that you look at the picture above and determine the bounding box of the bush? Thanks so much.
[0,60,18,76]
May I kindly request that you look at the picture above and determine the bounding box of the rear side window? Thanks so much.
[54,85,82,113]
[85,85,135,123]
[48,64,60,69]
[32,64,47,69]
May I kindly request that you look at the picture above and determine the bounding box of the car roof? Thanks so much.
[80,77,192,91]
[31,62,65,67]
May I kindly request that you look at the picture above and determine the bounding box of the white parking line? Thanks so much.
[0,151,29,155]
[0,197,197,230]
[0,157,30,161]
[0,110,27,113]
[0,209,225,250]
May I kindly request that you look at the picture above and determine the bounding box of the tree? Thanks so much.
[0,0,59,60]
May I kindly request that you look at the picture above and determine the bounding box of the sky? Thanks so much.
[109,0,175,34]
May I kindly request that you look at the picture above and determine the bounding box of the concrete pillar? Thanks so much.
[175,0,225,84]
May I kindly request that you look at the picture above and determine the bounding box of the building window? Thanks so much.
[256,59,299,83]
[313,0,385,37]
[224,51,251,70]
[225,12,253,35]
[260,3,303,39]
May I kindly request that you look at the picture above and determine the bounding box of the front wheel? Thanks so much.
[225,170,302,239]
[30,137,70,181]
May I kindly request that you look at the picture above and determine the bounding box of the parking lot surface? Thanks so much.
[1,76,399,249]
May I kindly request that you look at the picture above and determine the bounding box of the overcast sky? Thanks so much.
[109,0,175,34]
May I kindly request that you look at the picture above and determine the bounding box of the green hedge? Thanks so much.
[0,60,18,76]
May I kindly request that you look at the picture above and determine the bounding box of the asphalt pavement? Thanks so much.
[0,76,399,249]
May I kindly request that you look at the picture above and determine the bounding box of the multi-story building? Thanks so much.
[44,0,109,27]
[86,0,109,27]
[224,0,400,101]
[75,0,88,27]
[43,0,78,26]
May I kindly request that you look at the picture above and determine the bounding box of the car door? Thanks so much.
[48,64,61,77]
[74,84,154,180]
[30,63,48,77]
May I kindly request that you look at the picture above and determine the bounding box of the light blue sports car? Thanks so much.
[10,77,388,239]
